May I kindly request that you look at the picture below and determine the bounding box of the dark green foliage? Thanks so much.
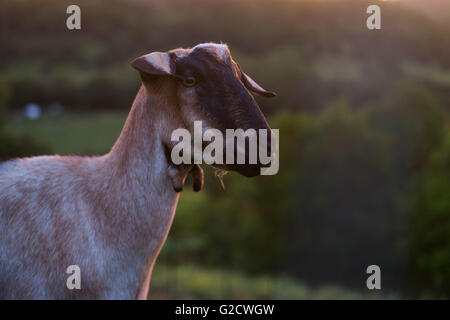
[0,77,12,127]
[162,86,450,295]
[0,73,50,158]
[276,104,399,288]
[407,133,450,298]
[0,132,50,159]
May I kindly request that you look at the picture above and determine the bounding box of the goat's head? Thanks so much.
[131,43,276,177]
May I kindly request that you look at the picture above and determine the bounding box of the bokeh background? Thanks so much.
[1,0,449,299]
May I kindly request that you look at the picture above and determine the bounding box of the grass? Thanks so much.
[150,264,392,300]
[5,111,127,155]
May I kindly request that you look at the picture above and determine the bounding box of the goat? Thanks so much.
[0,43,275,299]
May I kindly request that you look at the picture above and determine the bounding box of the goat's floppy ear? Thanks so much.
[236,63,276,98]
[131,52,176,77]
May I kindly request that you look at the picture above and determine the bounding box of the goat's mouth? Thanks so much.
[214,163,262,178]
[211,147,273,178]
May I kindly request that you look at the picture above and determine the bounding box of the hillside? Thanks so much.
[1,0,450,112]
[402,0,450,27]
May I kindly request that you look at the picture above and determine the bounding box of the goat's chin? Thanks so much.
[213,163,261,178]
[237,165,262,178]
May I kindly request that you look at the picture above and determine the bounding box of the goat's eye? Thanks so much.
[182,76,196,87]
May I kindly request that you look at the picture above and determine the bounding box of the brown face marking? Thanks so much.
[167,43,274,177]
[174,44,270,134]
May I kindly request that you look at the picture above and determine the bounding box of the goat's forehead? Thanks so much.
[190,43,231,63]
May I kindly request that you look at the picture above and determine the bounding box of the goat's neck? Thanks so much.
[97,84,182,298]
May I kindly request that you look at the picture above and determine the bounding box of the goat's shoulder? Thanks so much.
[0,157,18,171]
[0,155,100,193]
[0,155,104,224]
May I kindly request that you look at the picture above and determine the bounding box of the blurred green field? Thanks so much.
[5,112,127,155]
[150,263,390,299]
